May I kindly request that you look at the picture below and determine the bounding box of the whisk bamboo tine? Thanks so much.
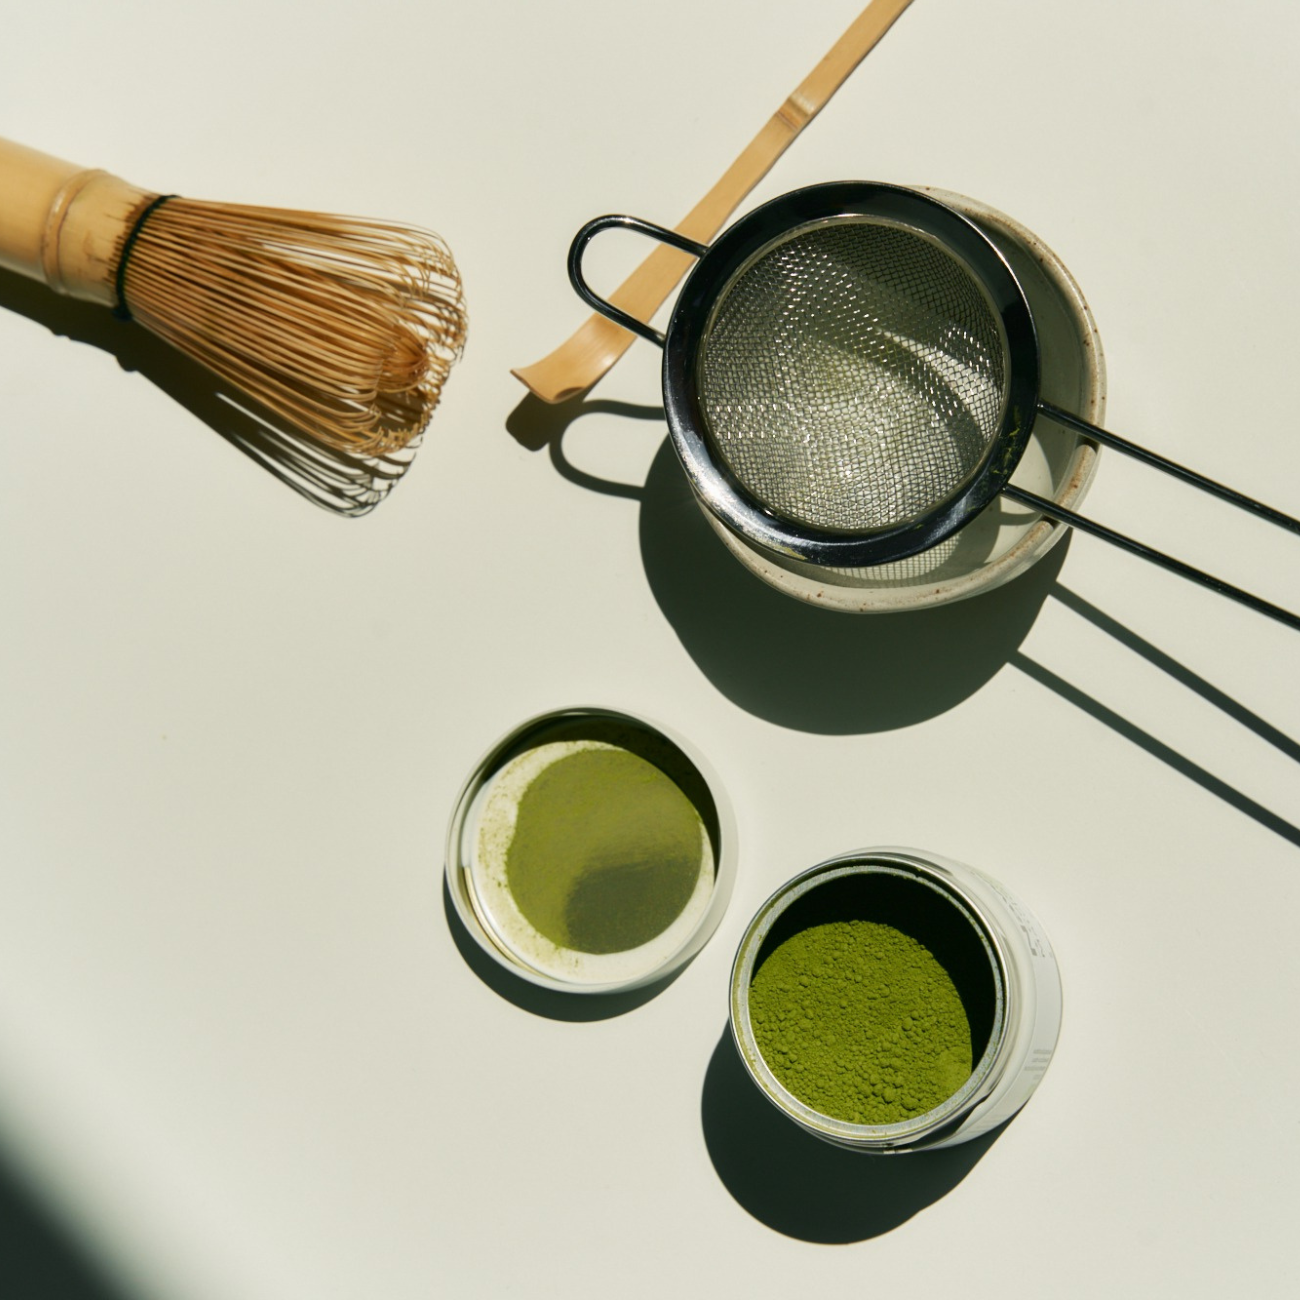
[510,0,916,405]
[0,137,466,458]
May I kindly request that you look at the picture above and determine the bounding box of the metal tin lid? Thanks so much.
[445,707,737,994]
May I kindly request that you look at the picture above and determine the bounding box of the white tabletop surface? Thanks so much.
[3,2,1299,1296]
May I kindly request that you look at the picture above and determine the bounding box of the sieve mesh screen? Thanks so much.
[697,219,1009,533]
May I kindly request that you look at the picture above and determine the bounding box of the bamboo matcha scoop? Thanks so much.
[510,0,916,404]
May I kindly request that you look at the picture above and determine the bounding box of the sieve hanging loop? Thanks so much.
[567,217,709,347]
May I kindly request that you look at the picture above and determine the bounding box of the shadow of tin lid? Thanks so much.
[445,707,737,994]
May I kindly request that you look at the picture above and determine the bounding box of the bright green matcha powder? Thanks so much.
[749,919,973,1125]
[506,747,706,954]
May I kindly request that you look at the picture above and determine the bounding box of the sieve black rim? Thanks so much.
[661,182,1041,568]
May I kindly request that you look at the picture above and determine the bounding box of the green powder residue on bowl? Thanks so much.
[506,747,706,954]
[749,919,973,1125]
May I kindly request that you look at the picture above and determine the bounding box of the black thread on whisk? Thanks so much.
[112,194,177,321]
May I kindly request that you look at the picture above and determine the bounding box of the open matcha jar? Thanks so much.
[729,849,1061,1152]
[446,707,736,993]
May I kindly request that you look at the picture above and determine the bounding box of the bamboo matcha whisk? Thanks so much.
[0,138,467,455]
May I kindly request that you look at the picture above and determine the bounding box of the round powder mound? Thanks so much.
[506,746,705,954]
[471,738,715,984]
[749,918,973,1125]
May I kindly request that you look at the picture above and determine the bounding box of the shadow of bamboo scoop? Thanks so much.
[510,0,917,405]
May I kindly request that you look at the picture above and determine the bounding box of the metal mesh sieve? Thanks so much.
[569,183,1300,631]
[696,219,1009,533]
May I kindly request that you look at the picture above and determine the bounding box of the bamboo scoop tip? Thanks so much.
[511,314,639,404]
[509,365,586,405]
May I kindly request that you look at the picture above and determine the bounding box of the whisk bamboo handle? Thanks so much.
[511,0,916,403]
[0,138,152,307]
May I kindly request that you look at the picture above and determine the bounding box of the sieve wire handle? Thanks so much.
[1003,483,1300,633]
[568,216,709,348]
[1039,400,1300,537]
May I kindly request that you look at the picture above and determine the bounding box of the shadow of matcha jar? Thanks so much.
[729,850,1060,1153]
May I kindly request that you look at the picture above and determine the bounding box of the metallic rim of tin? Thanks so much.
[728,851,1008,1149]
[444,706,735,995]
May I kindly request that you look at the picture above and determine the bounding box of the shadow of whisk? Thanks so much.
[0,267,415,516]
